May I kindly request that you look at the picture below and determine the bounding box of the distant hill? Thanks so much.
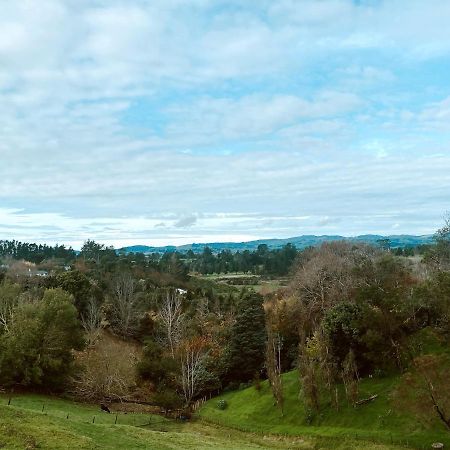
[118,234,434,254]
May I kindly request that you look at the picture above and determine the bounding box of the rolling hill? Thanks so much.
[119,234,434,254]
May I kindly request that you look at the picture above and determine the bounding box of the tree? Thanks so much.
[0,288,84,389]
[322,302,364,369]
[159,290,184,357]
[341,349,359,405]
[108,274,141,337]
[226,291,266,383]
[0,281,21,333]
[397,354,450,430]
[80,240,107,264]
[179,336,209,406]
[425,216,450,270]
[80,297,103,344]
[52,270,94,315]
[72,333,140,401]
[266,323,284,413]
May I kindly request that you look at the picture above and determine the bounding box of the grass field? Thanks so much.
[193,272,289,294]
[0,393,374,449]
[198,370,450,450]
[0,392,415,449]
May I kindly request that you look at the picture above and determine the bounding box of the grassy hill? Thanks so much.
[0,375,447,449]
[0,392,390,449]
[199,370,449,449]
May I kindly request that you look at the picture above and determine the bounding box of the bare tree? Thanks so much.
[266,327,284,414]
[109,275,140,337]
[265,301,284,414]
[179,336,208,407]
[81,297,102,344]
[397,354,450,430]
[341,349,359,405]
[72,332,141,402]
[0,282,22,333]
[159,290,183,357]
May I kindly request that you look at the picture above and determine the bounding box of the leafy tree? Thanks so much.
[0,288,84,389]
[137,339,179,386]
[51,270,96,315]
[226,291,266,383]
[414,272,450,331]
[322,302,364,369]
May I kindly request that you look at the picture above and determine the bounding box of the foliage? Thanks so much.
[72,332,140,401]
[0,239,75,264]
[0,288,84,389]
[137,339,179,388]
[217,399,228,410]
[199,369,450,449]
[322,302,364,368]
[50,270,98,315]
[226,291,267,383]
[188,243,298,276]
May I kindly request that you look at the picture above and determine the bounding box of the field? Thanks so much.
[198,370,450,450]
[0,392,412,449]
[194,272,289,294]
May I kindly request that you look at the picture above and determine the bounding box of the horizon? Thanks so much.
[2,1,450,246]
[0,230,436,251]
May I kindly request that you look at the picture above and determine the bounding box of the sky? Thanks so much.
[1,0,450,249]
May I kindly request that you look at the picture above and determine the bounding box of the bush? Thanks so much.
[217,399,228,410]
[154,388,182,413]
[72,332,140,401]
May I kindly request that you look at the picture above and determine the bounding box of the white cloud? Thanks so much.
[1,0,449,245]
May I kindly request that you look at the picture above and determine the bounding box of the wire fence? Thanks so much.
[3,396,172,429]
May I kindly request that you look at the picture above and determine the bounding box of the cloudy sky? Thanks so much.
[1,0,450,248]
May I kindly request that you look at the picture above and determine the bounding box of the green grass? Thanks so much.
[0,392,415,449]
[199,370,450,449]
[0,392,380,449]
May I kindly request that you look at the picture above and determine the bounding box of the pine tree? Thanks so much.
[226,291,266,383]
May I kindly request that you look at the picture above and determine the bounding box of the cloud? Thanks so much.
[174,215,197,228]
[1,0,449,245]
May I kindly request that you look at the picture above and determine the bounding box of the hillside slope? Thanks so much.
[199,370,449,449]
[0,393,391,450]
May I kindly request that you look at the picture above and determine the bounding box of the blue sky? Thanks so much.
[1,0,450,248]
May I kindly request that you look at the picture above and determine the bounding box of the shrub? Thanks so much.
[217,399,228,410]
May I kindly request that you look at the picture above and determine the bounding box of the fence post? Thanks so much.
[7,398,11,406]
[92,416,95,424]
[41,404,45,412]
[115,414,118,425]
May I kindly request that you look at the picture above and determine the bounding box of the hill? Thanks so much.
[118,234,433,254]
[199,368,449,449]
[0,393,405,449]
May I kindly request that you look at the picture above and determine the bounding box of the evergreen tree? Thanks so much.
[226,291,266,383]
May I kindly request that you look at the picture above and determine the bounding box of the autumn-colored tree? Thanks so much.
[73,332,140,401]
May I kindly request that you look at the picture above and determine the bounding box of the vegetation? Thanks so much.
[0,392,407,449]
[0,217,450,448]
[199,369,449,449]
